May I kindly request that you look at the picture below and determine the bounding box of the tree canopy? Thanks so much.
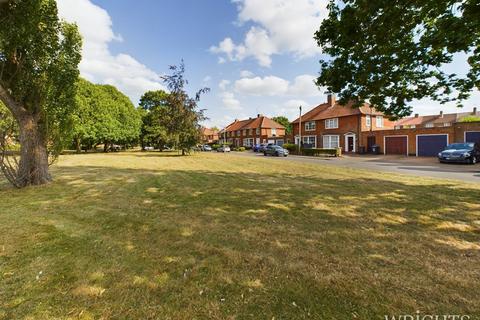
[272,116,292,134]
[0,0,82,187]
[139,62,209,154]
[73,78,142,151]
[315,0,480,119]
[138,90,170,149]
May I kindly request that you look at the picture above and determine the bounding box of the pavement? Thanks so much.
[229,151,480,183]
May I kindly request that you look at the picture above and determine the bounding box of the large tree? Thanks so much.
[0,0,82,187]
[315,0,480,119]
[139,90,170,150]
[161,62,209,155]
[73,78,142,152]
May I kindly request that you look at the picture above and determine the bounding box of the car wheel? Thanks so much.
[264,152,267,156]
[284,154,288,157]
[471,156,477,164]
[275,152,279,157]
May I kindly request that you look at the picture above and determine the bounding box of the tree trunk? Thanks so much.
[16,114,51,187]
[75,137,81,153]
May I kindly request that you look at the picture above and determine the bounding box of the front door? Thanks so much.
[347,136,354,152]
[367,136,376,152]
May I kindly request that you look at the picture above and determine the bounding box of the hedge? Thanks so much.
[301,148,341,157]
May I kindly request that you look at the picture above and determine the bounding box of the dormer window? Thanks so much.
[443,123,451,127]
[425,123,434,128]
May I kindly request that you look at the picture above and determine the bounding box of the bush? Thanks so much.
[211,144,220,150]
[233,147,246,152]
[301,148,341,157]
[283,143,298,152]
[460,116,480,123]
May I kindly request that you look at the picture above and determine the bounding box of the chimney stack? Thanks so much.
[439,111,443,118]
[257,114,263,118]
[473,107,477,115]
[414,114,419,118]
[327,94,336,107]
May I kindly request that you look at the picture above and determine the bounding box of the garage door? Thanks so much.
[417,135,448,157]
[465,131,480,143]
[385,136,408,155]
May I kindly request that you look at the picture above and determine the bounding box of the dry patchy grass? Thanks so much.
[0,152,479,319]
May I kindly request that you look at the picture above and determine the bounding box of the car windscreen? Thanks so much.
[445,143,473,150]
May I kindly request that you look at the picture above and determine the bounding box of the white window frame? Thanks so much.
[323,135,340,149]
[302,136,317,148]
[243,138,254,147]
[305,121,316,131]
[425,123,434,128]
[325,118,339,129]
[256,128,260,135]
[366,115,371,127]
[376,116,384,128]
[394,125,401,130]
[443,122,451,127]
[271,128,277,136]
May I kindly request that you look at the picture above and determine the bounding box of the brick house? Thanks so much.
[360,108,480,156]
[291,95,394,152]
[200,127,219,144]
[221,115,285,147]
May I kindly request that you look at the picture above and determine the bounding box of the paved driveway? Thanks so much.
[230,152,480,183]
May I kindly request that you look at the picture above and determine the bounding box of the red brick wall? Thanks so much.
[359,122,480,155]
[360,127,455,156]
[291,115,361,149]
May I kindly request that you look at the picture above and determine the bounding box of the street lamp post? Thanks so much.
[298,105,302,154]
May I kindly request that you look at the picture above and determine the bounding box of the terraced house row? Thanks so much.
[219,114,286,147]
[203,95,480,157]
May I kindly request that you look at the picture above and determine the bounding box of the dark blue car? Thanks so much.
[438,143,480,164]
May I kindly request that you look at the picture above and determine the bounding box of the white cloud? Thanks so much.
[220,92,242,110]
[240,70,255,78]
[234,74,321,97]
[289,74,322,96]
[211,0,327,66]
[57,0,166,104]
[219,80,231,91]
[235,76,289,96]
[203,76,212,83]
[278,99,309,120]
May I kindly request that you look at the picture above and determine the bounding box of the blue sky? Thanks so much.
[57,0,479,129]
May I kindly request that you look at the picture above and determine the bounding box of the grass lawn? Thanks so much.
[0,152,479,319]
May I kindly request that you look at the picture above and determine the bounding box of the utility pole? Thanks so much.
[298,105,302,154]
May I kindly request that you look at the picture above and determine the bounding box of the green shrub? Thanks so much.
[211,144,220,150]
[233,147,246,152]
[283,143,298,152]
[460,116,480,123]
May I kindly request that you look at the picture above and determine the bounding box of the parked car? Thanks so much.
[217,145,231,152]
[254,143,270,153]
[438,143,480,164]
[111,144,122,152]
[202,144,212,151]
[143,146,154,151]
[264,145,289,157]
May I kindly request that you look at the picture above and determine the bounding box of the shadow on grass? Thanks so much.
[0,164,479,319]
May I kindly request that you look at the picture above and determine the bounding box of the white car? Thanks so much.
[217,145,231,152]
